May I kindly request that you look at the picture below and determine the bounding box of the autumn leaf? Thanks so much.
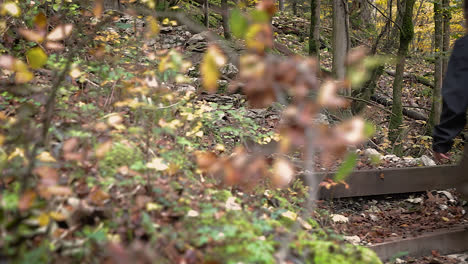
[38,212,50,227]
[230,9,249,38]
[200,45,226,92]
[96,140,113,159]
[2,2,20,17]
[18,190,37,211]
[271,158,294,187]
[145,16,160,38]
[317,80,349,108]
[15,70,34,84]
[88,187,110,206]
[26,47,48,69]
[46,24,73,41]
[36,151,57,163]
[194,151,218,171]
[34,12,47,30]
[18,29,45,43]
[0,55,15,70]
[146,157,169,171]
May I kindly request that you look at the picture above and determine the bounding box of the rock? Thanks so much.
[217,80,228,87]
[343,235,361,245]
[406,197,423,204]
[364,148,382,161]
[439,204,448,210]
[437,190,456,203]
[187,210,199,217]
[369,214,379,221]
[161,44,172,50]
[403,156,420,166]
[185,32,209,52]
[175,84,196,93]
[331,214,349,223]
[312,113,329,125]
[225,197,241,211]
[383,154,400,162]
[395,258,406,263]
[160,26,173,33]
[185,32,208,45]
[221,63,239,79]
[421,155,436,166]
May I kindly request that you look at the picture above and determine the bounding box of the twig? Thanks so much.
[342,95,396,116]
[22,17,113,191]
[366,0,403,33]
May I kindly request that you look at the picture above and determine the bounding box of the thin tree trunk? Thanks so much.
[309,0,321,61]
[332,0,350,81]
[292,0,298,16]
[221,0,231,39]
[279,0,284,11]
[204,0,209,27]
[427,0,443,134]
[442,0,451,76]
[389,0,415,155]
[412,0,426,51]
[351,16,391,114]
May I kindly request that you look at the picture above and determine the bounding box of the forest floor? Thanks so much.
[2,8,468,264]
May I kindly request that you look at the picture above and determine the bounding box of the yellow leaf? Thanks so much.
[2,2,20,17]
[46,186,72,196]
[162,18,170,25]
[26,47,48,69]
[36,151,56,162]
[200,45,226,92]
[15,69,34,83]
[281,211,297,221]
[146,202,162,211]
[8,148,25,160]
[146,157,169,171]
[34,13,47,30]
[145,16,160,38]
[49,211,67,221]
[46,24,73,41]
[38,213,50,227]
[69,67,81,79]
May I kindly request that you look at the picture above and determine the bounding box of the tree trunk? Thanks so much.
[279,0,284,11]
[221,0,231,39]
[442,0,451,76]
[332,0,350,81]
[351,17,391,114]
[427,0,443,135]
[204,0,209,27]
[292,0,298,16]
[388,0,415,155]
[309,0,321,60]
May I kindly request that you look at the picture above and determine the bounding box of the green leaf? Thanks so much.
[26,47,47,69]
[249,10,270,23]
[334,152,358,182]
[364,121,375,138]
[230,9,249,38]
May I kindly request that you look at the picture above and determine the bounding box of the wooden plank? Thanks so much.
[315,165,461,199]
[369,225,468,261]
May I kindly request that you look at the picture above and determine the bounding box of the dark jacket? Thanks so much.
[433,35,468,153]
